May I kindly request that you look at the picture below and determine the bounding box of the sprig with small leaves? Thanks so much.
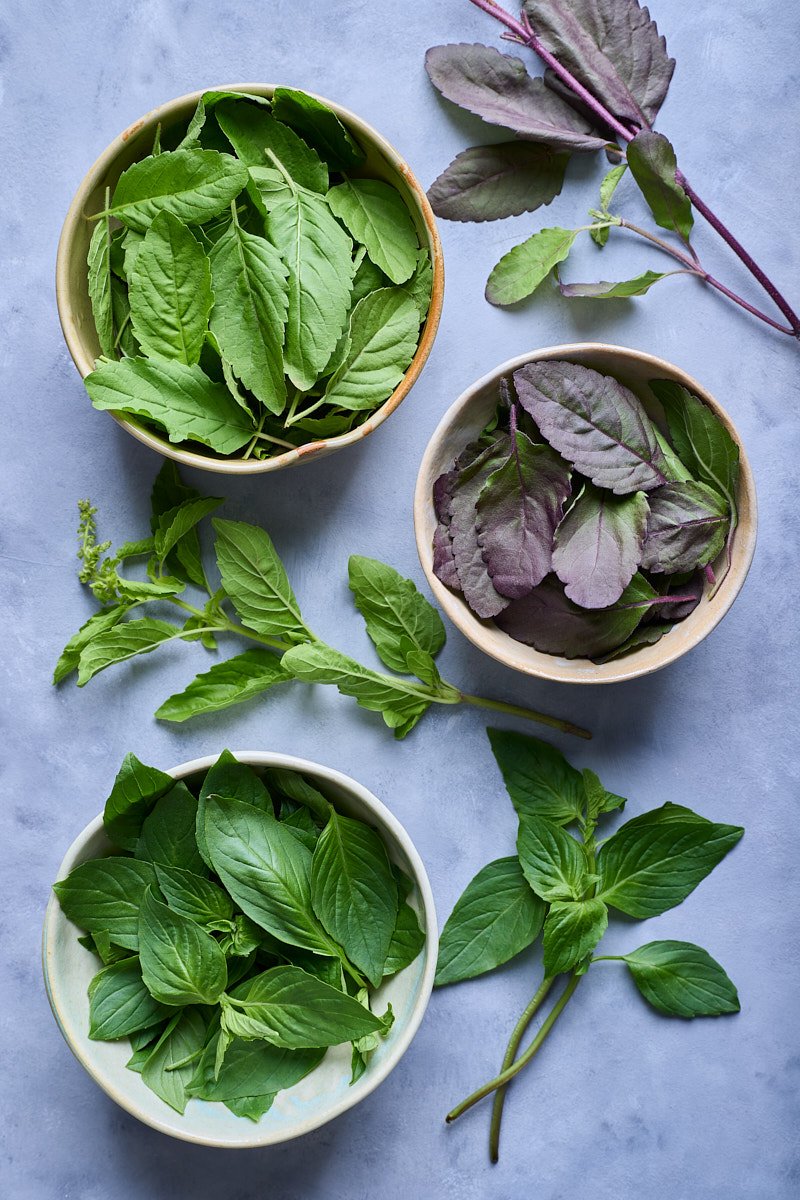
[436,729,743,1162]
[54,463,589,741]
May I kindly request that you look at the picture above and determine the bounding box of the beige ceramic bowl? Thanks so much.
[42,751,437,1147]
[56,84,444,474]
[414,343,757,684]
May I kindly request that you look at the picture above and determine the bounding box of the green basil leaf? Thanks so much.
[154,496,221,564]
[138,886,228,1005]
[327,178,419,284]
[85,357,255,455]
[627,131,693,241]
[622,940,740,1017]
[54,857,158,950]
[591,620,674,663]
[271,87,365,170]
[552,483,649,608]
[542,898,608,975]
[487,728,585,825]
[650,379,740,515]
[265,768,330,822]
[188,1031,324,1102]
[348,555,446,674]
[75,617,177,685]
[154,864,234,927]
[310,809,398,987]
[383,902,426,977]
[435,856,544,986]
[102,753,175,851]
[212,518,308,641]
[107,148,248,232]
[87,208,115,356]
[127,210,213,364]
[400,249,434,321]
[194,750,273,870]
[322,288,419,411]
[486,226,578,306]
[590,163,627,246]
[558,270,668,299]
[155,650,291,723]
[516,816,589,902]
[596,804,744,917]
[136,782,205,875]
[428,142,569,223]
[582,768,626,820]
[178,89,272,150]
[88,957,173,1041]
[141,1007,208,1113]
[53,605,131,685]
[220,965,383,1049]
[216,100,328,191]
[281,805,320,852]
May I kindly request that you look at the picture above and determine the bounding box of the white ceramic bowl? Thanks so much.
[42,751,437,1147]
[414,343,757,684]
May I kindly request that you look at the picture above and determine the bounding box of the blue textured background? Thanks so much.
[3,1,799,1196]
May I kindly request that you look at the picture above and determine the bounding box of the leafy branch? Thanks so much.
[425,0,800,338]
[54,464,589,741]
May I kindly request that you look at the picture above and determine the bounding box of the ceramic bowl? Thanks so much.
[56,83,443,475]
[42,751,437,1147]
[414,343,757,684]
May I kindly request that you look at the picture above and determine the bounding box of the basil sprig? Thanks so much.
[437,728,742,1162]
[53,752,420,1118]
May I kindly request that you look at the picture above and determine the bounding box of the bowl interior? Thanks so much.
[414,344,757,684]
[42,752,437,1147]
[57,83,443,474]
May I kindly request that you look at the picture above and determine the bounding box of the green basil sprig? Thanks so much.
[436,728,743,1162]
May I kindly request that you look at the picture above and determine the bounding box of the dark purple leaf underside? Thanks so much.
[641,481,729,573]
[447,437,513,618]
[428,142,569,223]
[552,483,649,608]
[432,469,461,590]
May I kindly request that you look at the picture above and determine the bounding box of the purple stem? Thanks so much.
[619,593,700,612]
[703,563,716,587]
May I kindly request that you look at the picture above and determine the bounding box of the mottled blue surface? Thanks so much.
[2,1,799,1196]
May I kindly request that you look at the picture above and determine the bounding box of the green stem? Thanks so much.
[446,973,581,1124]
[242,410,267,460]
[590,955,624,963]
[165,596,292,653]
[489,976,555,1163]
[284,394,326,427]
[459,692,591,740]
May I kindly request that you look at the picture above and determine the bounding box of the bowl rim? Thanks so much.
[42,749,438,1148]
[55,82,444,475]
[413,341,758,685]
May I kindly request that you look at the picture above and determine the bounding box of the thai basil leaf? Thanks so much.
[271,87,366,171]
[323,288,420,411]
[102,753,175,851]
[348,555,446,674]
[558,269,668,298]
[88,957,173,1040]
[281,805,320,852]
[552,483,649,608]
[582,768,626,819]
[487,728,586,825]
[516,816,590,901]
[53,857,158,950]
[622,940,740,1017]
[201,750,272,811]
[265,768,330,822]
[87,207,115,356]
[107,148,249,233]
[155,650,291,723]
[383,902,426,977]
[141,1007,208,1113]
[627,130,693,241]
[136,782,205,875]
[435,857,544,986]
[486,226,579,305]
[428,142,569,222]
[215,101,328,192]
[542,898,608,975]
[641,481,729,573]
[188,1032,324,1103]
[138,886,228,1005]
[154,863,234,927]
[212,518,308,641]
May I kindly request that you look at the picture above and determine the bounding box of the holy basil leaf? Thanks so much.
[87,208,115,356]
[138,886,228,1005]
[53,857,158,950]
[54,605,131,686]
[558,269,668,298]
[425,43,607,151]
[596,804,744,917]
[215,101,328,191]
[154,863,233,927]
[627,131,693,241]
[622,940,740,1017]
[327,178,419,284]
[203,795,335,954]
[155,650,291,723]
[590,163,627,246]
[552,483,649,608]
[486,226,579,306]
[103,753,175,851]
[271,87,365,171]
[428,141,569,222]
[85,357,255,455]
[400,250,434,320]
[641,481,729,573]
[487,728,585,825]
[514,361,668,493]
[323,288,420,411]
[127,210,213,365]
[88,957,173,1041]
[383,902,426,977]
[220,965,383,1049]
[141,1008,208,1113]
[212,518,308,641]
[136,782,205,875]
[150,461,209,590]
[154,495,222,564]
[516,815,589,901]
[107,148,248,233]
[310,808,398,987]
[435,856,544,986]
[542,898,608,975]
[476,431,572,599]
[348,555,446,674]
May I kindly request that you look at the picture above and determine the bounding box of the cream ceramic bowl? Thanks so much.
[56,84,443,474]
[414,343,757,685]
[42,751,437,1147]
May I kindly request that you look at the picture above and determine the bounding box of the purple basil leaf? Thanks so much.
[542,69,623,142]
[428,142,569,223]
[476,431,572,600]
[592,620,673,663]
[448,436,513,619]
[627,131,693,240]
[558,269,668,298]
[641,481,729,574]
[424,44,608,152]
[495,571,656,658]
[432,468,461,590]
[647,570,704,622]
[524,0,675,127]
[552,483,649,608]
[514,360,668,494]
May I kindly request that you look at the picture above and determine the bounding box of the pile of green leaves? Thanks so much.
[423,0,800,338]
[84,88,433,460]
[54,463,588,739]
[432,361,739,660]
[437,728,743,1161]
[54,751,425,1119]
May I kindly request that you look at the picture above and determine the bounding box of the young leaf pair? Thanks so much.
[53,462,589,740]
[432,361,739,660]
[55,752,424,1118]
[424,0,800,338]
[436,728,743,1161]
[85,88,433,460]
